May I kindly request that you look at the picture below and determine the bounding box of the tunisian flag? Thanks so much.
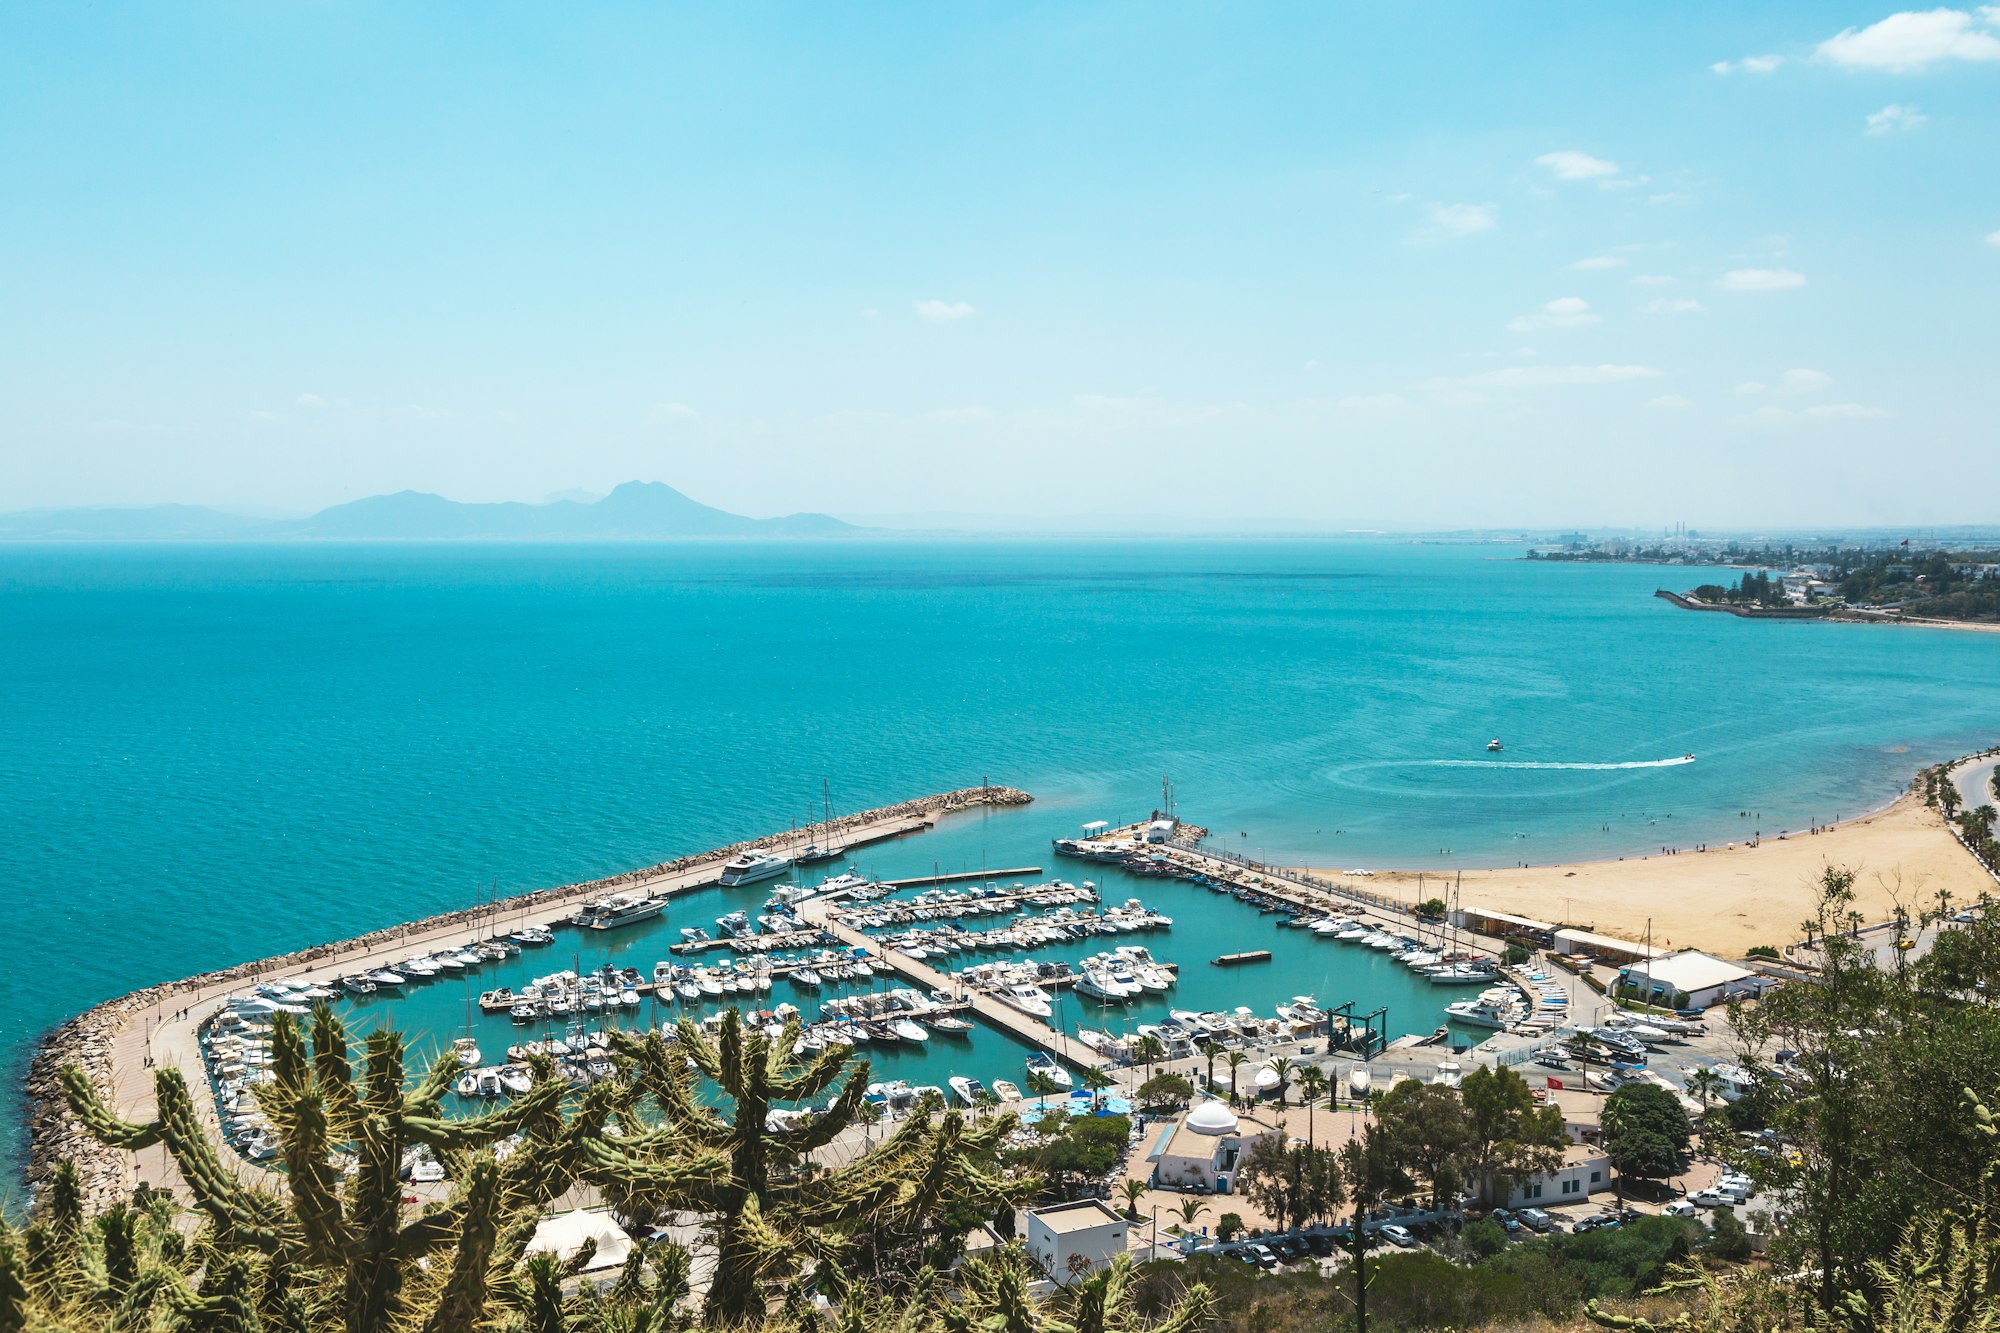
[1547,1077,1566,1090]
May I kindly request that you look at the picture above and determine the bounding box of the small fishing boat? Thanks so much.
[991,1079,1023,1102]
[1487,738,1504,752]
[453,1038,482,1069]
[930,1015,974,1036]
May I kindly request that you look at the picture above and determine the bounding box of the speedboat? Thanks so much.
[930,1015,974,1036]
[948,1075,986,1107]
[367,970,407,987]
[992,1079,1023,1102]
[1487,738,1504,752]
[891,1018,929,1043]
[790,967,823,988]
[340,976,377,996]
[719,849,794,886]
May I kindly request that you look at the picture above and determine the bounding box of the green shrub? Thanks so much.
[1216,1212,1245,1242]
[1707,1205,1754,1261]
[1462,1216,1509,1261]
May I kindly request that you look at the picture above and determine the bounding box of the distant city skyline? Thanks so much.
[3,4,1996,528]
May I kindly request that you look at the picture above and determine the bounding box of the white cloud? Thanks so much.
[1427,202,1499,237]
[1736,381,1767,396]
[914,299,976,323]
[1986,229,2000,245]
[1779,368,1834,395]
[1535,150,1619,181]
[1430,364,1663,391]
[1711,54,1784,74]
[1506,296,1601,332]
[1647,394,1695,411]
[295,392,326,409]
[647,402,699,424]
[1631,274,1678,287]
[1304,358,1320,370]
[1818,9,2000,70]
[1718,267,1808,292]
[1642,298,1707,314]
[1746,402,1892,425]
[1573,255,1627,270]
[1866,103,1929,133]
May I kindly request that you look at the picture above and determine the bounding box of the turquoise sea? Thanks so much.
[5,540,1999,1174]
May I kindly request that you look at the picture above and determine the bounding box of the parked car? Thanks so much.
[1269,1237,1299,1261]
[1304,1233,1334,1257]
[1716,1174,1756,1201]
[1379,1225,1418,1249]
[1662,1200,1699,1218]
[1232,1248,1261,1266]
[1489,1208,1523,1233]
[1247,1243,1279,1269]
[1516,1208,1555,1233]
[1688,1189,1738,1207]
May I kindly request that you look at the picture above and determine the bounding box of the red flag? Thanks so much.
[1901,538,1910,547]
[1547,1077,1565,1090]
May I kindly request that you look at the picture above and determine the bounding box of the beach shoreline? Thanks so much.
[1315,776,1998,957]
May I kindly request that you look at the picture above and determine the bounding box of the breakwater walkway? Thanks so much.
[27,784,1032,1210]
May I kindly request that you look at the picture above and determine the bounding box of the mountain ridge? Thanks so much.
[0,482,859,541]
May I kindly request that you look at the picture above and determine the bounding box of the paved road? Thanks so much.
[1956,756,2000,820]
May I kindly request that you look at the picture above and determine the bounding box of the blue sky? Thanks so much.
[2,4,1996,528]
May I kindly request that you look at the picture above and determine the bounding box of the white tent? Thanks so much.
[526,1209,633,1272]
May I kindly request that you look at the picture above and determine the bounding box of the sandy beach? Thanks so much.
[1317,787,1998,957]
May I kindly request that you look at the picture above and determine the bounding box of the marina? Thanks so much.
[178,806,1559,1179]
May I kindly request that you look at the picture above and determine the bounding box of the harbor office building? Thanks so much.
[1617,950,1764,1011]
[1023,1199,1128,1284]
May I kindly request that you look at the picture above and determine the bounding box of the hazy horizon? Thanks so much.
[4,4,1997,528]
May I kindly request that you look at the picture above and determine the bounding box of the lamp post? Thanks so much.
[1149,1204,1158,1262]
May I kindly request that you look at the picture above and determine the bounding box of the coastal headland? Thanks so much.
[1334,778,1999,958]
[24,784,1031,1210]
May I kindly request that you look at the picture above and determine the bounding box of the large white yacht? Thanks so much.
[719,849,794,886]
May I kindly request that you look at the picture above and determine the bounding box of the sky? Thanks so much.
[1,3,1997,530]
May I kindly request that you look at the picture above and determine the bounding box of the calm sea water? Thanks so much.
[4,540,1998,1172]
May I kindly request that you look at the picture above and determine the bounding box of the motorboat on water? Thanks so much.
[992,1078,1023,1102]
[814,871,871,897]
[930,1014,974,1036]
[1024,1051,1073,1091]
[948,1075,986,1107]
[1487,738,1504,752]
[891,1018,930,1043]
[453,1038,482,1069]
[715,911,754,939]
[719,849,794,887]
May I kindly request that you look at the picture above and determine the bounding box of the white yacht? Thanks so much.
[1024,1051,1074,1091]
[719,849,794,886]
[996,983,1054,1019]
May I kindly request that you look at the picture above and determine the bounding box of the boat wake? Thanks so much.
[1428,755,1696,771]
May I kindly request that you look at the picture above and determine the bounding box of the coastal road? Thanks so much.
[1955,755,2000,821]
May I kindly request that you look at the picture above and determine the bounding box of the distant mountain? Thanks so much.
[0,504,271,541]
[0,483,860,541]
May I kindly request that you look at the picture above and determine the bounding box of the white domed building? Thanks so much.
[1145,1097,1282,1194]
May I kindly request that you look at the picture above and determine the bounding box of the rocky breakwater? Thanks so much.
[25,783,1034,1210]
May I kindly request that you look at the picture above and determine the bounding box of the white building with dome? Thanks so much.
[1145,1098,1282,1194]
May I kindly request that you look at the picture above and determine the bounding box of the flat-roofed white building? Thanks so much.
[1502,1143,1612,1210]
[1146,1100,1282,1194]
[1023,1199,1128,1284]
[1619,950,1763,1011]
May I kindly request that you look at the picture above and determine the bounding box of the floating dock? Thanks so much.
[875,866,1043,888]
[1212,950,1273,967]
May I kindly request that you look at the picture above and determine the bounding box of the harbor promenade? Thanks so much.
[30,785,1032,1209]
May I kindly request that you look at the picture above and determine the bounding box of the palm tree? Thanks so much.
[1223,1051,1249,1107]
[1026,1069,1060,1115]
[1174,1196,1211,1233]
[1120,1177,1149,1220]
[1685,1067,1723,1151]
[1132,1033,1166,1082]
[1269,1055,1296,1108]
[1296,1065,1329,1145]
[1083,1066,1117,1113]
[1205,1041,1220,1094]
